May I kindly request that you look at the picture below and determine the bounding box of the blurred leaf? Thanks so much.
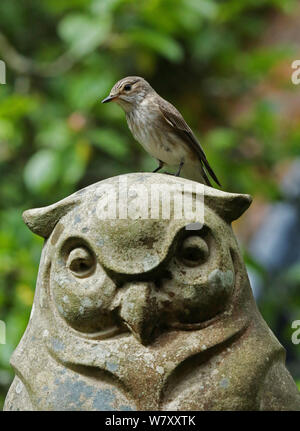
[285,264,300,284]
[0,95,37,119]
[36,120,71,150]
[185,0,218,19]
[127,28,184,63]
[16,283,34,306]
[44,0,89,13]
[65,72,113,110]
[90,0,124,15]
[236,47,293,79]
[89,128,129,159]
[0,119,14,141]
[61,140,91,185]
[58,13,111,57]
[23,149,61,193]
[205,128,238,150]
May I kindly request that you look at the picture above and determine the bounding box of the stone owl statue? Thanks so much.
[4,173,300,411]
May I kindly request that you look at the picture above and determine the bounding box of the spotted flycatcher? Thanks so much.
[102,76,221,187]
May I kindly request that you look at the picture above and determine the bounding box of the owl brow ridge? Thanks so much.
[105,224,207,283]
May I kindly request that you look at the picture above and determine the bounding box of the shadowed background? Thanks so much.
[0,0,300,408]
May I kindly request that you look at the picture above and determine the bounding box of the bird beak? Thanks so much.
[101,95,117,103]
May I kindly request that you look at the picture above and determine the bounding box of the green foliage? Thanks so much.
[58,13,112,57]
[0,0,299,408]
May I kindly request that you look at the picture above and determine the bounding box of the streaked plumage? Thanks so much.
[102,76,220,187]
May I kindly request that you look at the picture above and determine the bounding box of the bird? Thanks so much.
[101,76,221,187]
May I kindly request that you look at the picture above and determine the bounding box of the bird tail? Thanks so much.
[181,164,213,187]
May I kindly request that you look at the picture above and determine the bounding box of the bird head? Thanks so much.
[101,76,153,111]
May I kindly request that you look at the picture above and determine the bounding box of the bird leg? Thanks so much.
[152,160,164,173]
[175,160,184,177]
[162,160,184,177]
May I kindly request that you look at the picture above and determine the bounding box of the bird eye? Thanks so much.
[66,247,96,278]
[124,84,132,91]
[177,236,209,267]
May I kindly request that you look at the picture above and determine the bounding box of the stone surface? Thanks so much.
[4,173,300,411]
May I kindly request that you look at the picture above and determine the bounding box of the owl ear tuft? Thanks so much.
[204,188,252,223]
[22,199,78,238]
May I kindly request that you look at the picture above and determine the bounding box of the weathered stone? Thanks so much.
[4,173,300,410]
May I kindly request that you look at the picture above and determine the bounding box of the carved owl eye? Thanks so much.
[66,247,96,278]
[177,235,209,267]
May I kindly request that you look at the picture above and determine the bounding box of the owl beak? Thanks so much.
[101,94,117,103]
[118,282,159,346]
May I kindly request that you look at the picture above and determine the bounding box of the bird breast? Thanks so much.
[126,103,188,165]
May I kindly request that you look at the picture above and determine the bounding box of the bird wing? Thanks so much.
[158,97,221,186]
